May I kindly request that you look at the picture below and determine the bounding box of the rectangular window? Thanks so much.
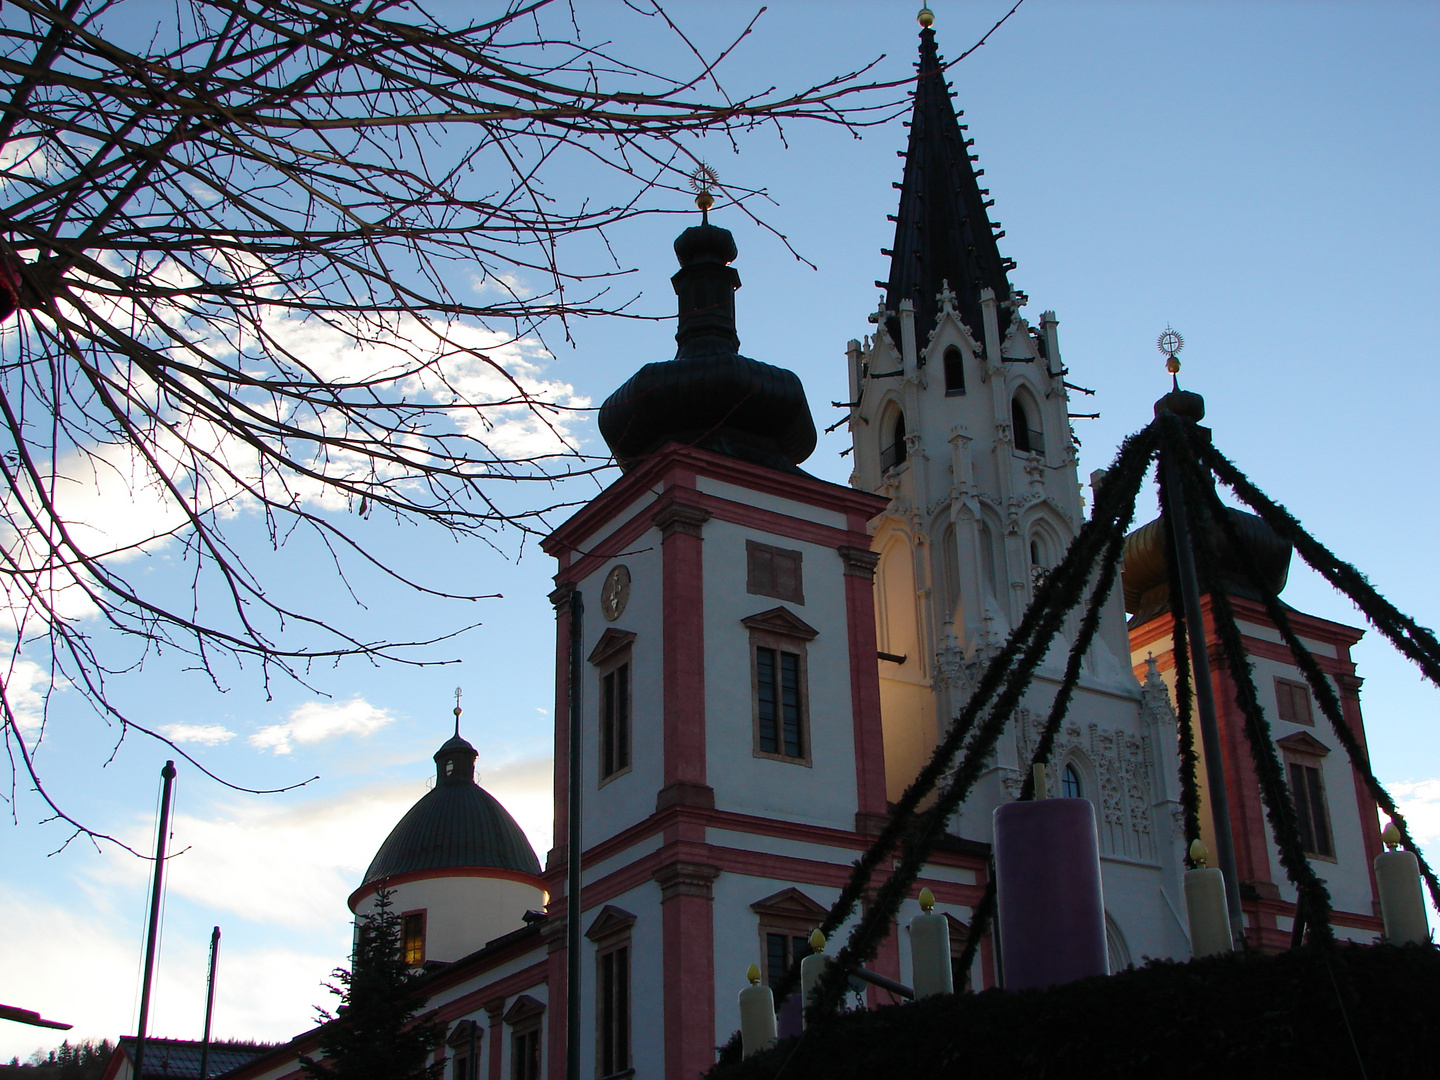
[402,912,425,967]
[764,931,811,988]
[747,540,804,604]
[1288,761,1334,858]
[756,647,804,759]
[597,944,630,1077]
[511,1028,540,1080]
[453,1054,469,1080]
[1275,677,1314,726]
[601,662,631,780]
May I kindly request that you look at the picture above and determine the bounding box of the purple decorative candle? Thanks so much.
[993,797,1108,990]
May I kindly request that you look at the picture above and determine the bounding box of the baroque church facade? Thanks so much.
[223,17,1387,1080]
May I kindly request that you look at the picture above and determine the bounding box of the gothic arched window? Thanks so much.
[943,347,965,395]
[1062,763,1083,799]
[1012,396,1038,454]
[881,409,907,472]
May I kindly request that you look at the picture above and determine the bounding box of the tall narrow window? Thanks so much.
[751,887,828,991]
[588,629,636,786]
[447,1020,480,1080]
[881,409,907,471]
[756,648,804,758]
[1012,397,1042,454]
[503,996,545,1080]
[402,911,426,967]
[1288,761,1334,858]
[601,662,630,779]
[943,346,966,395]
[586,907,635,1080]
[744,608,817,766]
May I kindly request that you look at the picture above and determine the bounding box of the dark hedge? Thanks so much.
[707,943,1440,1080]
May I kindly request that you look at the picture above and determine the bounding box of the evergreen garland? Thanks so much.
[1184,430,1440,914]
[806,428,1160,1019]
[1164,416,1335,943]
[1156,465,1205,864]
[1201,440,1440,687]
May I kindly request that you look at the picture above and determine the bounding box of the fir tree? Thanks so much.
[300,888,444,1080]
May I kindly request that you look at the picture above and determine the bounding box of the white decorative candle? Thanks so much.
[738,963,777,1057]
[909,887,953,998]
[1183,841,1232,958]
[799,928,829,1026]
[1375,823,1430,946]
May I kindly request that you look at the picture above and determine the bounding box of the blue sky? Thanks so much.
[3,0,1438,1059]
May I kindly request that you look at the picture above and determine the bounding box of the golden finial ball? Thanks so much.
[1382,821,1403,850]
[918,7,935,28]
[694,190,715,212]
[918,886,936,913]
[1189,838,1210,867]
[746,962,762,985]
[809,928,827,952]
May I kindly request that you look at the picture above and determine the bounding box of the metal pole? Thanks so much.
[133,760,177,1079]
[1163,446,1246,946]
[566,590,584,1080]
[198,926,220,1080]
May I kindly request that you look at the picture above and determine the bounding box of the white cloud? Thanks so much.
[0,655,58,735]
[161,723,236,746]
[249,697,393,755]
[1388,778,1440,846]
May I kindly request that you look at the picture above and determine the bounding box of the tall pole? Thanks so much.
[1162,437,1246,946]
[133,760,177,1080]
[566,590,584,1080]
[198,926,220,1080]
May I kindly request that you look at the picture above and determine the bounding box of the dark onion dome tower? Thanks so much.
[598,206,818,472]
[348,720,544,966]
[1121,507,1293,626]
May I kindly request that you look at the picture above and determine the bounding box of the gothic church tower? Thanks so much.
[848,16,1189,967]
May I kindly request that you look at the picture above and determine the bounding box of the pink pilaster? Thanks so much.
[656,861,720,1080]
[839,542,887,830]
[653,493,713,808]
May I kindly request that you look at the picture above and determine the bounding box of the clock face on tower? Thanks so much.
[601,564,631,621]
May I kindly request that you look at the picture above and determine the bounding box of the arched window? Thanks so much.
[943,347,965,395]
[1012,396,1042,454]
[1030,539,1042,568]
[1062,763,1083,799]
[881,409,907,472]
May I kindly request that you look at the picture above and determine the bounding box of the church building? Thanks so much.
[224,14,1388,1080]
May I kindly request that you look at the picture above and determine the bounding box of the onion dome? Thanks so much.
[598,217,817,472]
[360,733,540,887]
[1121,507,1293,626]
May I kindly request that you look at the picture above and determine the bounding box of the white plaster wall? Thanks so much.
[355,875,544,962]
[1098,858,1192,966]
[697,476,848,530]
[575,539,664,848]
[701,515,859,830]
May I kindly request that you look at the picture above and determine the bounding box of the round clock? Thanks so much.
[600,564,631,621]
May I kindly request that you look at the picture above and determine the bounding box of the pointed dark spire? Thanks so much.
[884,24,1012,349]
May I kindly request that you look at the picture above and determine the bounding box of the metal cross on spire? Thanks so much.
[453,686,463,736]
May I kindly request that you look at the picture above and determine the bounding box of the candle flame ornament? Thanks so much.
[1382,821,1403,850]
[1189,838,1210,867]
[809,928,826,952]
[747,962,761,985]
[918,886,936,913]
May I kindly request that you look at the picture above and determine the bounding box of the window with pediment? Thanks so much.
[589,629,636,784]
[503,995,544,1080]
[742,607,818,765]
[751,888,827,989]
[1278,731,1335,859]
[586,906,636,1078]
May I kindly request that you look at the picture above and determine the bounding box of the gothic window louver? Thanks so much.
[943,346,965,395]
[881,409,907,471]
